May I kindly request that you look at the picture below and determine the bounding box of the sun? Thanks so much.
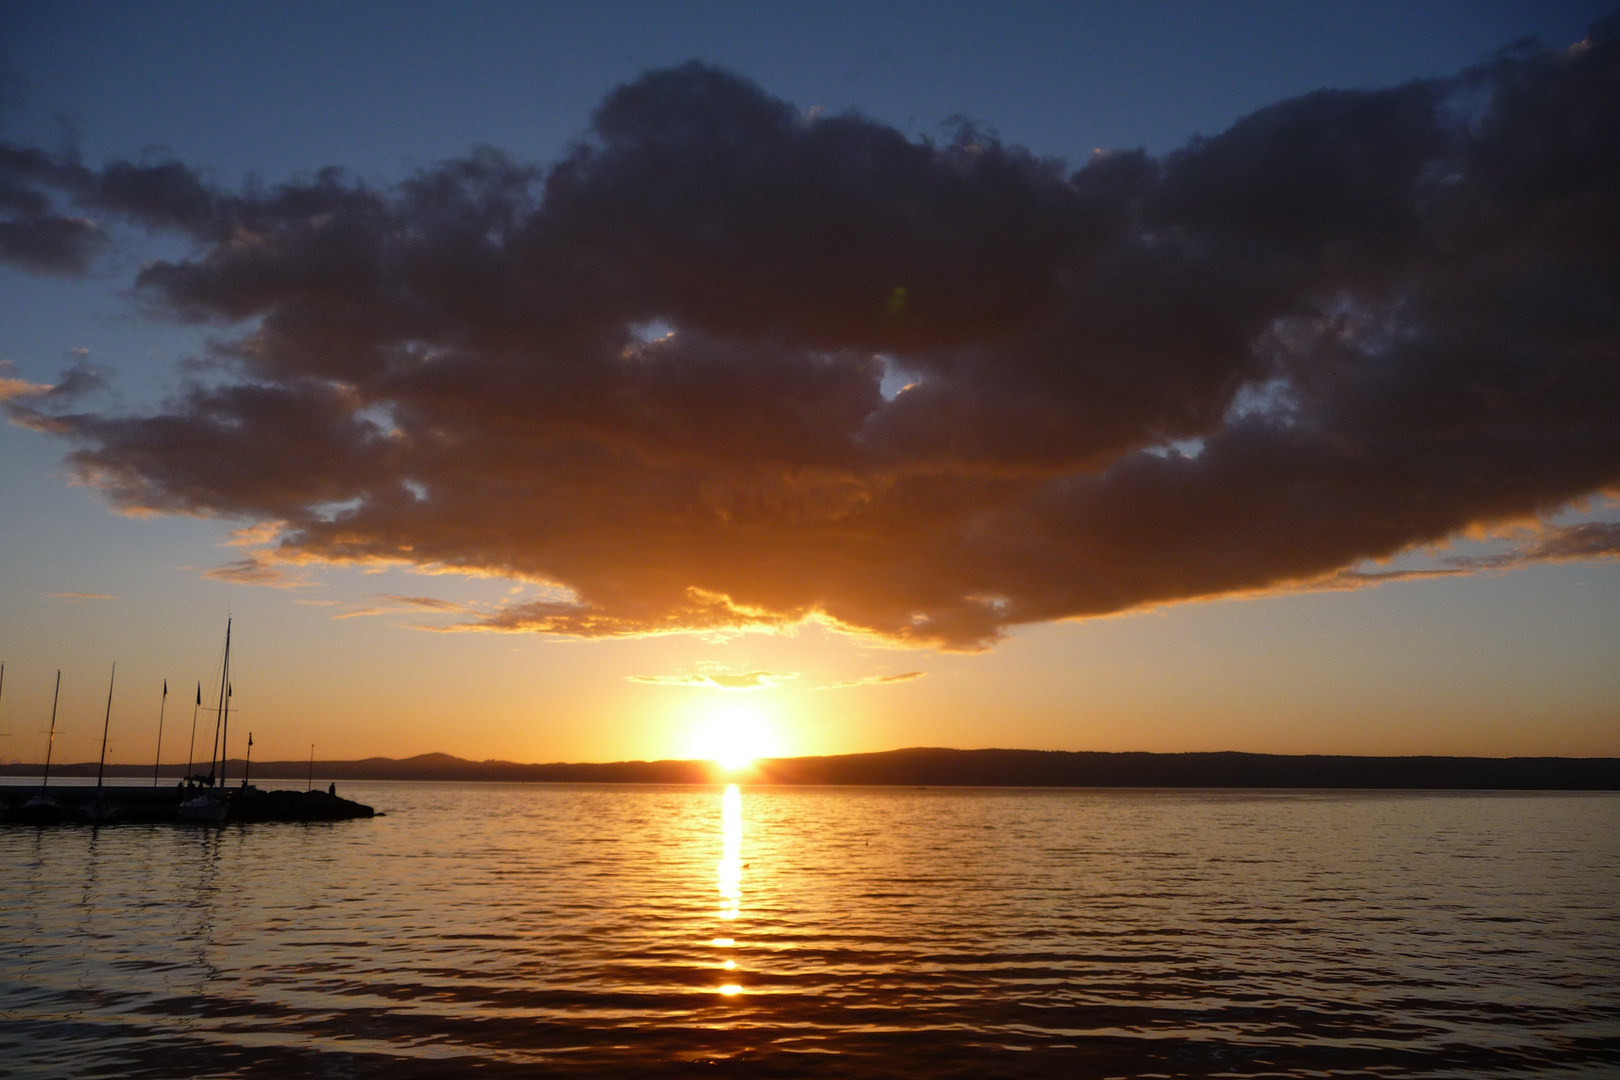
[687,702,778,772]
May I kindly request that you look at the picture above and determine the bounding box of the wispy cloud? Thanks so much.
[627,668,798,691]
[200,554,313,588]
[223,521,286,547]
[47,591,117,601]
[450,589,797,640]
[1302,522,1620,593]
[820,671,926,690]
[332,594,474,620]
[0,376,51,401]
[381,593,469,611]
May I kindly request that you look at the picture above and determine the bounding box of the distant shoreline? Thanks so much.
[2,748,1615,790]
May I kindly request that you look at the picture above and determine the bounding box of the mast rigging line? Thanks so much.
[95,662,116,792]
[208,618,231,786]
[152,679,169,787]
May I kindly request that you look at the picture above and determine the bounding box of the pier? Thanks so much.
[0,784,375,825]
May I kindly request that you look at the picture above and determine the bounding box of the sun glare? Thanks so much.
[687,703,778,772]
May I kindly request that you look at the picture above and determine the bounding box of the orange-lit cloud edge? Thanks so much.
[193,502,1620,652]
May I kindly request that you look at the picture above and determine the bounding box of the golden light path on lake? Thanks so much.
[716,783,743,995]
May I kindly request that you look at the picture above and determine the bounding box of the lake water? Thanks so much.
[2,783,1617,1078]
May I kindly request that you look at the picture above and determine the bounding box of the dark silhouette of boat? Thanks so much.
[16,794,63,825]
[16,670,66,824]
[176,790,229,823]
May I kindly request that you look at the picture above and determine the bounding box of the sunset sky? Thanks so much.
[2,1,1617,768]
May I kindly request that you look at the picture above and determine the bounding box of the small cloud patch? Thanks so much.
[821,670,926,690]
[201,555,312,588]
[627,668,798,691]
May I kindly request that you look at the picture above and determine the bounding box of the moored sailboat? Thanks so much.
[19,671,64,824]
[179,619,234,823]
[82,663,121,822]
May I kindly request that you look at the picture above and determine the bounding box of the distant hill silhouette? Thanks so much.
[4,748,1615,789]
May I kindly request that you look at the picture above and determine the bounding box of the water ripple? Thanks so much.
[2,784,1617,1077]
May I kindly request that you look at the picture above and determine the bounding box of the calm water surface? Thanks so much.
[2,783,1617,1078]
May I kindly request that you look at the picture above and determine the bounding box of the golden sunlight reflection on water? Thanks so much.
[717,783,742,922]
[714,783,743,994]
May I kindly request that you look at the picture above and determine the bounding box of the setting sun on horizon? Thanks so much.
[684,703,781,772]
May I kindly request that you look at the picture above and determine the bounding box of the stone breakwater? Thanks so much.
[0,784,375,824]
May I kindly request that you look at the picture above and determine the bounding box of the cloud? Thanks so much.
[0,375,51,401]
[6,20,1620,648]
[822,671,927,690]
[330,606,391,620]
[200,554,312,588]
[223,521,286,547]
[1,360,106,433]
[1465,521,1620,566]
[375,593,470,610]
[0,142,106,275]
[46,591,116,601]
[1309,522,1620,591]
[627,668,798,690]
[331,593,473,619]
[451,588,799,639]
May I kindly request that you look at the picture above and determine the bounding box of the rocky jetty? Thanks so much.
[0,784,374,825]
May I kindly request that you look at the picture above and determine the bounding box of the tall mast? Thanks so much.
[209,618,231,785]
[96,662,116,792]
[152,679,169,786]
[184,681,200,782]
[220,680,233,787]
[42,670,61,790]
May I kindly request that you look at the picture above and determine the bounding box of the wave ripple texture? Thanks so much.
[2,785,1617,1078]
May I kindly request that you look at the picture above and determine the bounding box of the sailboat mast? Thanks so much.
[42,670,60,790]
[220,680,232,787]
[152,680,169,786]
[184,682,200,781]
[209,619,231,785]
[96,662,116,792]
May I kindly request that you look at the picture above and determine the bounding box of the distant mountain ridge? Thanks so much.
[3,748,1616,789]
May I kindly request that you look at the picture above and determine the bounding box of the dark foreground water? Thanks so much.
[1,783,1616,1078]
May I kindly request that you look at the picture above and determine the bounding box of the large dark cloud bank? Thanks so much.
[5,20,1620,648]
